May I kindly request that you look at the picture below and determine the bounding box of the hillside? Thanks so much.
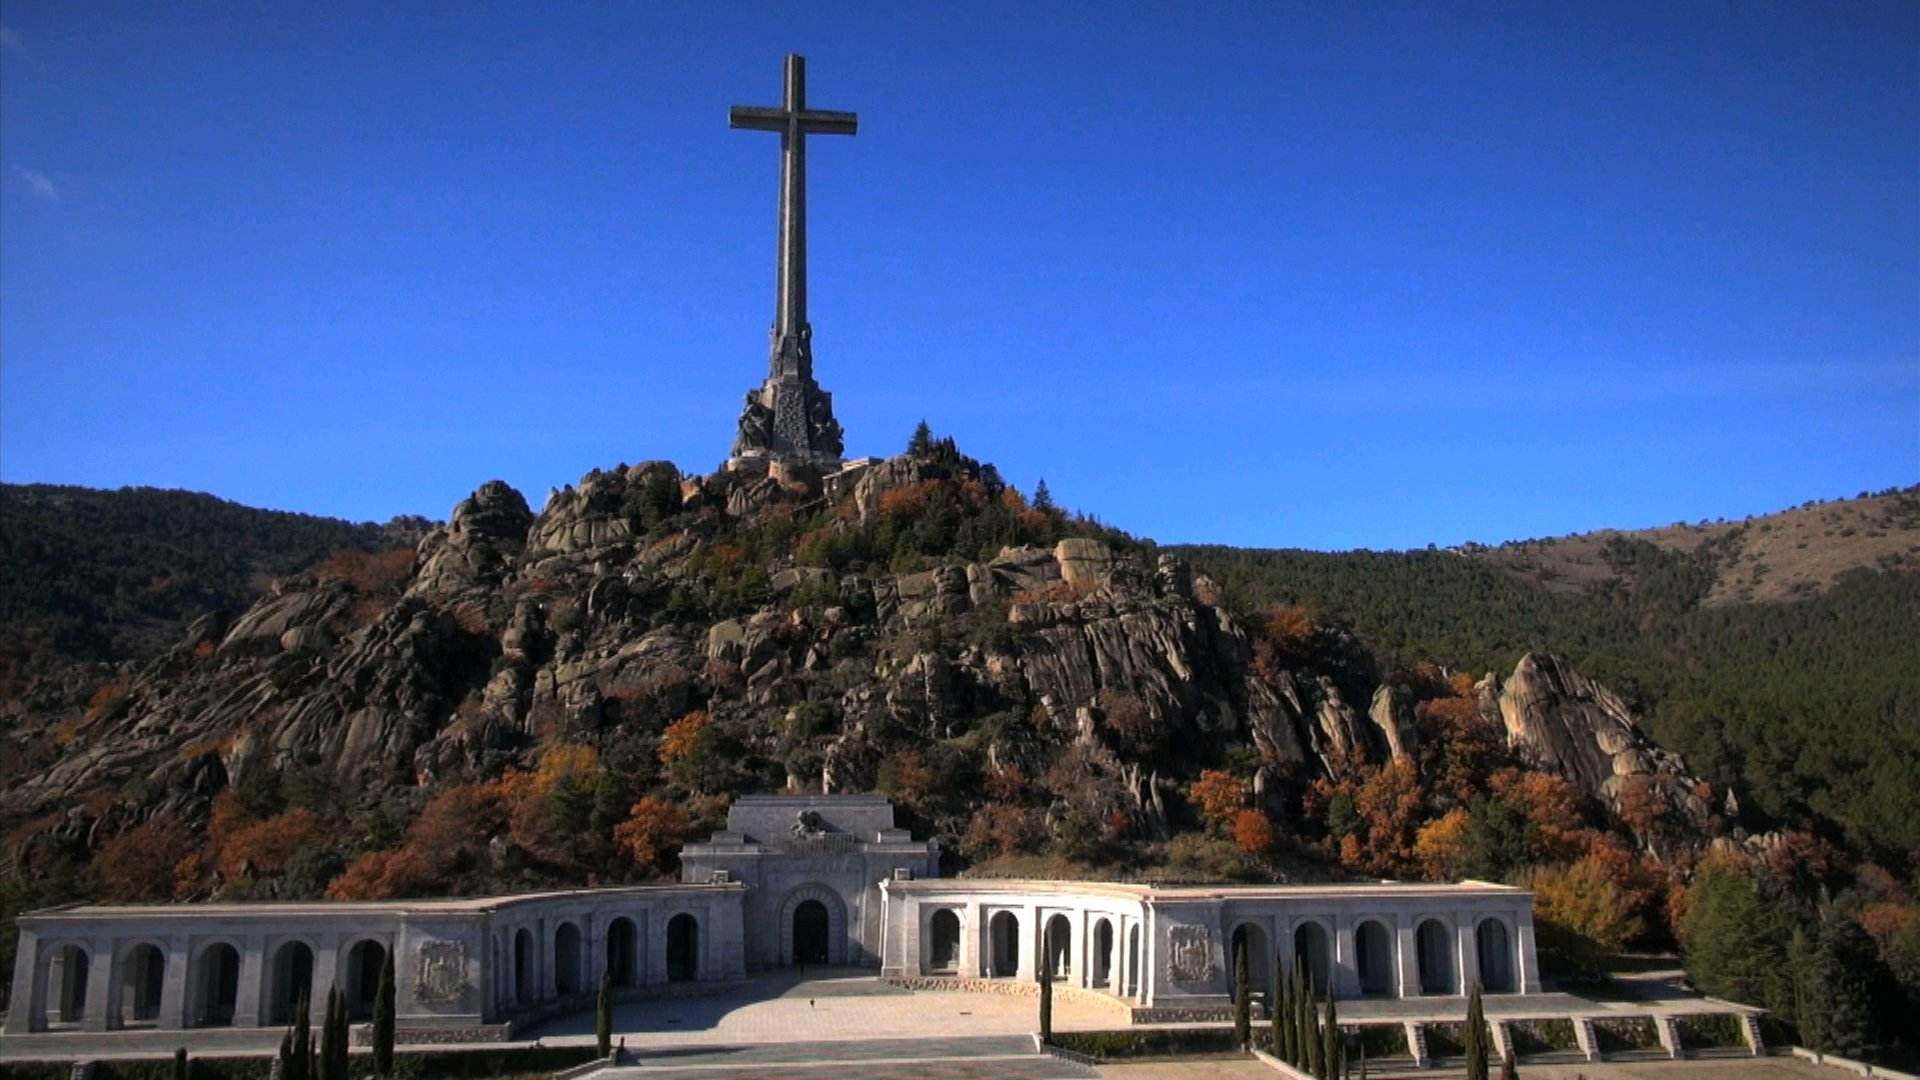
[0,484,430,684]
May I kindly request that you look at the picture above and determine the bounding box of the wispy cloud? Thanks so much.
[13,166,60,202]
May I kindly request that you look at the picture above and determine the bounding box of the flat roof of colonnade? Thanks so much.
[20,882,746,922]
[881,878,1530,902]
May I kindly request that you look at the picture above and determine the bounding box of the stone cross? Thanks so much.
[730,54,857,382]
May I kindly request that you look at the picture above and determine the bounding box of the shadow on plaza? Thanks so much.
[522,968,906,1039]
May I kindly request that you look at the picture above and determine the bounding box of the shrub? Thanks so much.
[1592,1017,1660,1053]
[1049,1029,1243,1060]
[1676,1013,1747,1050]
[1506,1018,1577,1054]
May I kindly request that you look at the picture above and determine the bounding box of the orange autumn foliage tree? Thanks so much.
[499,743,604,867]
[613,796,694,874]
[1188,770,1245,829]
[1414,807,1471,880]
[217,807,327,881]
[1232,809,1277,855]
[328,782,508,900]
[94,816,199,901]
[659,711,711,767]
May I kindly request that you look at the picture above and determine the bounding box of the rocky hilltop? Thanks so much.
[2,443,1726,902]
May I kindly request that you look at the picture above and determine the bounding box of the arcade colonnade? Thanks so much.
[878,880,1539,1015]
[5,885,746,1036]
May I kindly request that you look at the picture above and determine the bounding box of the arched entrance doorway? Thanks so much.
[46,944,89,1026]
[268,941,315,1025]
[554,923,582,996]
[929,910,961,972]
[1092,920,1115,987]
[513,929,534,1003]
[1355,920,1394,996]
[1043,914,1072,979]
[1416,919,1455,995]
[607,917,637,987]
[119,944,165,1026]
[792,901,830,965]
[1476,919,1515,993]
[344,940,387,1020]
[1293,922,1331,994]
[190,943,239,1028]
[1230,923,1272,1004]
[988,912,1019,977]
[1126,925,1141,997]
[667,914,699,982]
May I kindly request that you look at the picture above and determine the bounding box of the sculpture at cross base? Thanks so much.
[728,54,855,466]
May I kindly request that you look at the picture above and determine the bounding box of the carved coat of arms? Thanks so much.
[1168,925,1214,983]
[415,940,470,1004]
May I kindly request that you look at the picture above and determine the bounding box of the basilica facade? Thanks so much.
[6,796,1538,1041]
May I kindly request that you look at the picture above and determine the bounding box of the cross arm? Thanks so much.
[729,105,858,136]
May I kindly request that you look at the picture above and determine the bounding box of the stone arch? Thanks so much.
[554,922,583,996]
[513,928,535,1002]
[778,884,848,966]
[267,939,316,1025]
[1416,917,1456,996]
[1042,913,1072,978]
[117,941,167,1026]
[988,911,1020,977]
[607,917,639,987]
[1292,920,1331,994]
[343,938,388,1020]
[1092,919,1115,987]
[36,941,92,1028]
[1354,919,1394,996]
[1475,916,1516,993]
[666,912,700,982]
[189,940,241,1028]
[928,909,962,973]
[1230,922,1272,1001]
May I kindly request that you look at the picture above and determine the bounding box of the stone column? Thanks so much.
[1394,917,1420,1000]
[1455,917,1480,995]
[2,929,38,1033]
[233,935,264,1028]
[82,935,115,1031]
[158,935,192,1030]
[1334,914,1359,1000]
[310,935,339,1025]
[1017,905,1037,980]
[1515,912,1541,994]
[1142,907,1157,1008]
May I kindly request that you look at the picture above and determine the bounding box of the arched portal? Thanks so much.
[988,912,1020,977]
[1293,922,1331,994]
[1355,920,1394,996]
[1230,923,1272,1002]
[1476,919,1515,993]
[1092,920,1115,987]
[1043,914,1072,979]
[46,944,90,1026]
[607,917,637,987]
[268,941,315,1025]
[928,909,961,972]
[667,913,699,982]
[344,940,387,1020]
[778,885,848,966]
[1416,919,1456,996]
[119,943,165,1025]
[190,943,240,1027]
[513,929,534,1003]
[1126,924,1141,997]
[554,923,582,996]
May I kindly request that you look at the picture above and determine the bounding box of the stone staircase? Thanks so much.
[1572,1017,1600,1062]
[1404,1021,1429,1068]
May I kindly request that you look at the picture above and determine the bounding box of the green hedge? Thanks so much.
[1594,1017,1661,1053]
[1349,1024,1409,1059]
[1049,1029,1244,1060]
[1678,1014,1749,1050]
[1424,1022,1465,1057]
[1507,1018,1579,1054]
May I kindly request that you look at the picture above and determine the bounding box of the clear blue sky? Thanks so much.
[3,3,1916,550]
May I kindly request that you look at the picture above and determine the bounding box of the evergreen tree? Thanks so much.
[1272,956,1288,1060]
[1796,917,1881,1058]
[278,1033,295,1080]
[1306,977,1322,1078]
[287,988,312,1080]
[319,985,349,1080]
[373,950,396,1076]
[172,1047,189,1080]
[596,970,614,1058]
[1037,926,1054,1044]
[907,420,934,457]
[1296,968,1312,1068]
[1464,981,1489,1080]
[1033,479,1055,512]
[1682,860,1797,1017]
[1322,990,1339,1080]
[1234,937,1252,1047]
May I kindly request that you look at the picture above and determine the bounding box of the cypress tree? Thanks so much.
[1296,969,1312,1068]
[1272,957,1289,1061]
[1234,938,1252,1048]
[278,1032,294,1080]
[172,1047,189,1080]
[1322,989,1339,1080]
[373,951,396,1077]
[1037,931,1054,1045]
[596,970,614,1058]
[1306,980,1322,1079]
[288,988,311,1080]
[322,985,349,1080]
[1464,981,1489,1080]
